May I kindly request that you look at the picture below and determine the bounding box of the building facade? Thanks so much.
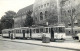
[33,0,58,25]
[14,0,80,28]
[14,5,33,28]
[33,0,80,26]
[61,0,80,27]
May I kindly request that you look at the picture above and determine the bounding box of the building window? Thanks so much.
[47,3,49,6]
[40,12,43,20]
[45,11,48,18]
[41,5,43,8]
[39,6,40,9]
[44,4,46,7]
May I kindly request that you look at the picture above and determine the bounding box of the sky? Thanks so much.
[0,0,35,19]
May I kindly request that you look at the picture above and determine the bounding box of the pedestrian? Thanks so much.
[11,33,13,40]
[27,30,29,38]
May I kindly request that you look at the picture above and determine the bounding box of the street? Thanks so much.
[0,40,78,51]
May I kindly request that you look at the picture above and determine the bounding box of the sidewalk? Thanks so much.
[0,37,80,50]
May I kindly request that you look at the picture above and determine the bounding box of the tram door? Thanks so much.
[8,31,11,38]
[30,29,32,38]
[51,28,54,41]
[22,30,25,39]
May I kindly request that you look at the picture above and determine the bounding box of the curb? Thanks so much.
[0,39,80,51]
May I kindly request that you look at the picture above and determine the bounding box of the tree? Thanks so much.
[5,11,16,18]
[1,11,16,29]
[24,10,34,27]
[0,20,2,34]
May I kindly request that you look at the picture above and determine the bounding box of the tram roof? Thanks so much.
[65,27,80,30]
[14,27,30,30]
[20,27,29,29]
[14,28,21,29]
[2,29,12,31]
[53,26,65,27]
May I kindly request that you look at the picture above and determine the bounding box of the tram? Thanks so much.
[14,27,30,39]
[53,26,66,40]
[31,26,44,39]
[2,26,66,40]
[2,29,13,38]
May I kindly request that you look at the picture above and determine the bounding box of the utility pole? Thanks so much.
[57,0,61,25]
[70,0,74,36]
[71,7,74,36]
[21,15,23,27]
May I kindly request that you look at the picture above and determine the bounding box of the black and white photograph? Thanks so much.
[0,0,80,51]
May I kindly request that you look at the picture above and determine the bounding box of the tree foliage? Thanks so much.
[24,10,34,27]
[1,11,16,29]
[45,10,58,25]
[0,21,2,34]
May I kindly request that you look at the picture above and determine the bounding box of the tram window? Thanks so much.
[11,31,13,33]
[3,32,4,33]
[4,31,5,33]
[3,31,4,33]
[69,31,70,34]
[56,28,58,32]
[53,28,55,32]
[36,29,39,33]
[25,30,27,33]
[21,30,22,33]
[19,30,20,33]
[16,30,17,33]
[5,31,6,33]
[10,31,11,33]
[34,29,36,33]
[6,31,7,33]
[20,30,21,33]
[17,30,18,33]
[40,28,43,33]
[59,27,62,32]
[15,30,16,33]
[75,31,77,34]
[62,27,64,32]
[18,30,19,33]
[78,31,80,33]
[17,30,19,33]
[26,30,29,34]
[31,29,34,33]
[49,28,51,33]
[45,28,48,33]
[55,28,57,32]
[58,27,64,33]
[33,29,35,33]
